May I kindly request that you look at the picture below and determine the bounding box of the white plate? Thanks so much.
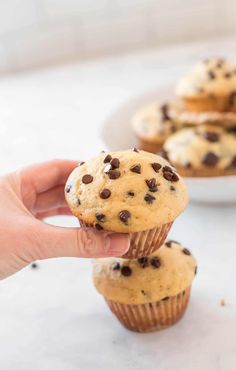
[100,86,236,204]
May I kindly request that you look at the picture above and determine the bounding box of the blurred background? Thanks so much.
[0,0,236,73]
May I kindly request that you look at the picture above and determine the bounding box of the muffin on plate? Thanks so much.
[65,149,188,258]
[93,240,197,332]
[132,102,180,153]
[176,58,236,113]
[163,125,236,177]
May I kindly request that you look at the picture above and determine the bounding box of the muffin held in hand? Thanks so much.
[93,241,197,332]
[132,102,179,153]
[163,125,236,177]
[65,149,188,258]
[176,58,236,113]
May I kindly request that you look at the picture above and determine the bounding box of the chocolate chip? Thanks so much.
[133,147,139,153]
[77,198,81,206]
[159,149,169,160]
[170,185,176,191]
[208,70,216,80]
[95,223,103,231]
[121,265,132,276]
[130,164,141,174]
[184,162,192,169]
[182,248,191,256]
[163,165,173,173]
[202,132,220,142]
[141,290,147,295]
[224,72,232,78]
[145,178,158,192]
[163,171,179,182]
[127,191,135,197]
[96,213,105,222]
[65,184,72,193]
[138,257,149,268]
[202,152,219,166]
[195,266,198,275]
[104,154,112,163]
[166,240,180,247]
[160,103,170,121]
[100,188,111,199]
[151,162,162,172]
[82,174,93,184]
[227,126,236,134]
[119,210,131,224]
[144,193,156,204]
[150,257,161,268]
[162,296,169,301]
[108,169,121,179]
[79,161,85,166]
[112,262,120,271]
[110,158,120,169]
[31,262,38,269]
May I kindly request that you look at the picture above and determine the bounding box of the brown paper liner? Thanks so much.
[105,287,191,332]
[79,221,173,259]
[183,96,236,113]
[137,138,163,154]
[172,165,236,178]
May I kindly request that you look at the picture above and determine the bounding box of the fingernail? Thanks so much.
[106,233,130,256]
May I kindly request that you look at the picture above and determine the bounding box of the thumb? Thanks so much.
[33,222,130,260]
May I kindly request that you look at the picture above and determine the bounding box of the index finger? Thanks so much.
[21,159,79,194]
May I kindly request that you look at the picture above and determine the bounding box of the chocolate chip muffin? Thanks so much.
[132,102,180,153]
[176,58,236,113]
[163,125,236,177]
[65,149,188,258]
[93,241,197,332]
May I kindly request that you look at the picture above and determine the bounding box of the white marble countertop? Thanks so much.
[0,37,236,370]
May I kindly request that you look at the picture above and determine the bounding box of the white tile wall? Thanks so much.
[0,0,235,73]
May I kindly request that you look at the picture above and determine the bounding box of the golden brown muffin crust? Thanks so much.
[65,150,188,233]
[93,241,197,304]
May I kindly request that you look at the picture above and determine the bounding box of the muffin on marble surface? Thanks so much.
[93,241,197,332]
[65,149,188,258]
[163,125,236,177]
[176,58,236,113]
[132,102,180,153]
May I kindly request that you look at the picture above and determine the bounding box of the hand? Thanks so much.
[0,160,129,279]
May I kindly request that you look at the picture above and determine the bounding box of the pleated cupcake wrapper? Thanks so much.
[105,287,191,333]
[136,137,163,154]
[79,221,173,259]
[183,95,236,113]
[173,165,236,178]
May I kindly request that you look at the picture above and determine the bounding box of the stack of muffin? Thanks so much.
[65,149,197,332]
[132,58,236,177]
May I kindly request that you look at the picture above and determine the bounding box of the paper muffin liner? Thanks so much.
[79,221,173,259]
[136,137,163,154]
[105,286,191,333]
[172,165,236,178]
[183,95,236,113]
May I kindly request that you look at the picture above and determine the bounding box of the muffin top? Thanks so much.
[132,102,179,143]
[65,150,188,233]
[93,241,197,304]
[163,125,236,170]
[176,58,236,98]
